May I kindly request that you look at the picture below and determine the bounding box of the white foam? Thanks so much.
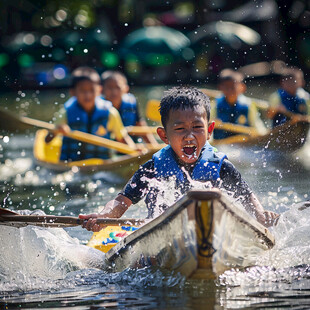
[0,225,105,292]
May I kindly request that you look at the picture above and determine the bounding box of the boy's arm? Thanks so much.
[267,91,286,119]
[45,107,70,143]
[79,159,155,231]
[246,193,279,227]
[79,194,132,232]
[219,160,279,227]
[107,107,136,149]
[248,102,268,134]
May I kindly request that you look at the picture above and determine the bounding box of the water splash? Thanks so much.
[216,201,310,308]
[0,225,105,292]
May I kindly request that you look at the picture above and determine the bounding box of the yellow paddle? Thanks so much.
[145,89,269,124]
[0,108,139,155]
[143,99,259,136]
[214,119,259,136]
[126,126,158,135]
[200,88,269,111]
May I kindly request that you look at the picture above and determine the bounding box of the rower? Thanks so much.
[267,67,310,127]
[79,86,278,231]
[212,69,267,139]
[101,70,158,145]
[45,66,135,161]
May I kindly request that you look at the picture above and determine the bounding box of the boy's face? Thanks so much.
[157,108,214,164]
[281,74,304,95]
[102,78,129,108]
[71,80,101,113]
[219,80,245,104]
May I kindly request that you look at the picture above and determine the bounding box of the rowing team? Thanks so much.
[43,66,309,230]
[45,66,310,162]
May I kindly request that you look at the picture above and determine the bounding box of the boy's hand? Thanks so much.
[79,213,106,232]
[45,124,71,143]
[256,210,280,227]
[276,104,288,115]
[263,210,280,227]
[55,124,71,136]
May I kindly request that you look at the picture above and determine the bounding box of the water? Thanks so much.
[1,87,310,309]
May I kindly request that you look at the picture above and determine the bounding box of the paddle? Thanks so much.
[126,126,158,135]
[144,100,259,136]
[0,108,139,155]
[214,119,259,136]
[201,88,269,111]
[276,109,310,123]
[0,207,145,228]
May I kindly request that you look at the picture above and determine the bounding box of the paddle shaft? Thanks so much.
[126,126,158,135]
[145,99,260,136]
[1,109,139,155]
[214,120,259,136]
[143,102,260,136]
[0,213,145,228]
[200,88,269,110]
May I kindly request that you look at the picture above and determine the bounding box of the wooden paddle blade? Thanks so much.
[0,108,56,132]
[0,108,34,132]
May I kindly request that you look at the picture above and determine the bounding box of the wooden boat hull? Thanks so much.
[101,189,274,278]
[33,129,158,178]
[212,120,310,152]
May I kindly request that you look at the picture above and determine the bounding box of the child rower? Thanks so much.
[267,67,310,127]
[212,69,267,139]
[101,70,158,144]
[79,87,278,230]
[45,67,135,161]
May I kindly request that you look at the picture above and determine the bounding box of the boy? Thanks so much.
[101,70,158,144]
[212,69,267,139]
[268,67,310,127]
[45,67,135,161]
[80,87,277,231]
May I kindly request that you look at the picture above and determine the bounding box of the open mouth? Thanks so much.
[182,145,197,156]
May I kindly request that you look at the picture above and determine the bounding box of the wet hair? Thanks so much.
[71,67,101,88]
[159,87,211,128]
[218,69,244,84]
[101,70,128,86]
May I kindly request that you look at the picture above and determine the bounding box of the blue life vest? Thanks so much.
[119,93,139,126]
[214,95,250,139]
[145,142,227,217]
[273,89,308,127]
[60,97,112,161]
[101,93,138,126]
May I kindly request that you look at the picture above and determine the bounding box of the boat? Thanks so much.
[212,119,310,152]
[144,97,310,153]
[33,129,161,178]
[87,189,275,278]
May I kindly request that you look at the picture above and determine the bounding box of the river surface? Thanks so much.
[1,85,310,309]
